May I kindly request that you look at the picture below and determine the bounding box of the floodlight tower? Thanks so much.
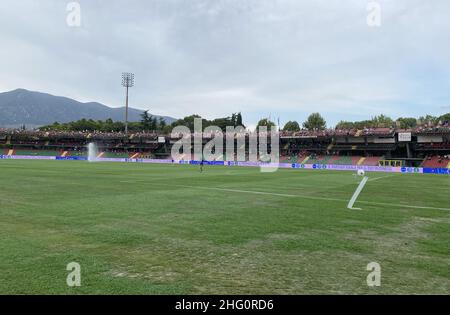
[121,72,135,134]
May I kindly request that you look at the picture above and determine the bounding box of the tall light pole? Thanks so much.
[121,72,135,134]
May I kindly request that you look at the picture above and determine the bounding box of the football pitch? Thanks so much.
[0,160,449,295]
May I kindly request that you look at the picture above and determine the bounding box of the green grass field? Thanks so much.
[0,160,449,294]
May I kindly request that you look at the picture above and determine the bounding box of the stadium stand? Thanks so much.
[422,155,450,168]
[1,123,449,167]
[360,156,382,166]
[101,152,131,159]
[14,150,60,156]
[305,155,334,165]
[333,156,354,165]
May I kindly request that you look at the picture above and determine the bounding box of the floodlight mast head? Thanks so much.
[122,72,135,88]
[121,72,135,134]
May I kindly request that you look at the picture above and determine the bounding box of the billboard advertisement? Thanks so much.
[2,155,448,175]
[398,132,412,142]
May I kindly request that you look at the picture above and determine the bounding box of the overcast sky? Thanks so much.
[1,0,450,128]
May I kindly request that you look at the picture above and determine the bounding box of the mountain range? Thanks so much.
[0,89,176,128]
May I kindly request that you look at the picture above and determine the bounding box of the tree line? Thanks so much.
[281,113,450,132]
[40,112,244,133]
[334,113,450,130]
[39,111,449,133]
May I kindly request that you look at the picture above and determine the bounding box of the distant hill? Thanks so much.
[0,89,176,128]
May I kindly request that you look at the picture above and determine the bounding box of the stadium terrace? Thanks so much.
[1,125,449,169]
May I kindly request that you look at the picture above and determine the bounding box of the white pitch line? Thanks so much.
[139,182,450,212]
[356,200,450,211]
[367,174,397,182]
[167,183,343,202]
[148,182,349,203]
[348,176,369,210]
[120,180,146,183]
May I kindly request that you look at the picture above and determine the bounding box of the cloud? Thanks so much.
[0,0,450,126]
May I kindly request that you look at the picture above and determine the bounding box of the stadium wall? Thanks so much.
[1,155,449,175]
